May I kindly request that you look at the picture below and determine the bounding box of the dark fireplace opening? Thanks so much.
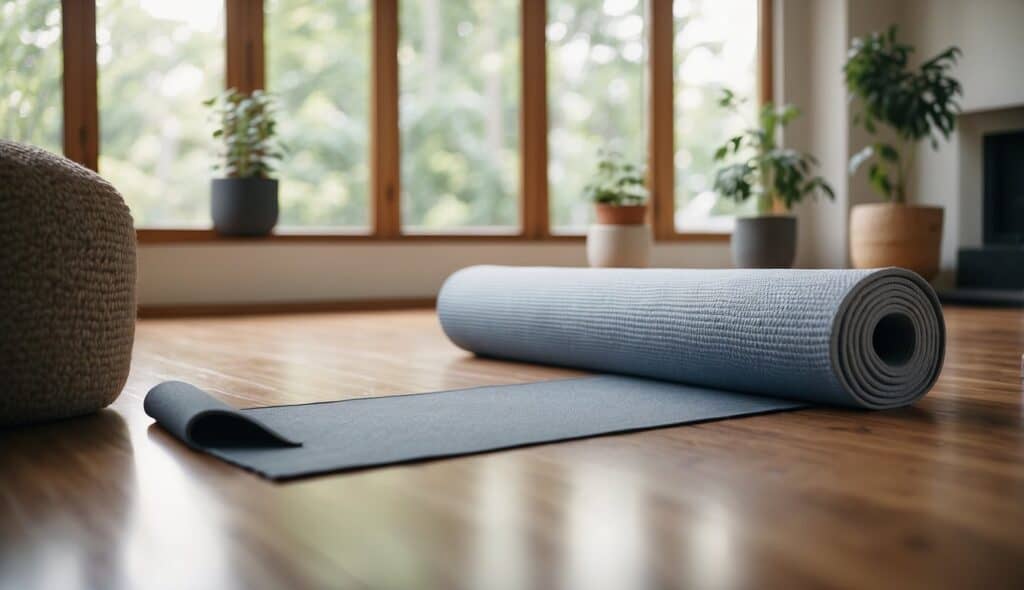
[983,129,1024,245]
[954,128,1024,295]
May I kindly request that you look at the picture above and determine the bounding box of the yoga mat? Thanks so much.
[438,266,945,409]
[145,378,804,480]
[146,266,945,480]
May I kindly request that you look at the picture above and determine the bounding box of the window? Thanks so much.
[547,0,646,233]
[97,0,224,227]
[673,0,758,232]
[399,0,520,233]
[266,0,372,229]
[23,0,769,240]
[1,0,62,154]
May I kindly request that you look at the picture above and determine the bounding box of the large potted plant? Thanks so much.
[713,90,834,268]
[584,150,651,268]
[204,88,283,237]
[844,26,961,279]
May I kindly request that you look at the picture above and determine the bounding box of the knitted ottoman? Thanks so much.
[0,141,136,426]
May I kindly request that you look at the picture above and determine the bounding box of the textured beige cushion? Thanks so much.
[0,141,136,426]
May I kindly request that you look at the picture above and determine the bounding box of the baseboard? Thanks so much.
[137,297,436,319]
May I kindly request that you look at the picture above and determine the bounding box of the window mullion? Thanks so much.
[648,0,674,239]
[61,0,99,171]
[759,0,774,106]
[521,0,548,239]
[226,0,265,93]
[372,0,400,238]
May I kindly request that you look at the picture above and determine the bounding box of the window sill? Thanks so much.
[135,228,731,245]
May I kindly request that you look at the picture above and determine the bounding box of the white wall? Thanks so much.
[905,0,1024,114]
[780,0,851,268]
[138,242,731,305]
[779,0,1024,283]
[903,0,1024,284]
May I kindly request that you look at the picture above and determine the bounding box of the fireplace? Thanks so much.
[983,130,1024,246]
[955,128,1024,293]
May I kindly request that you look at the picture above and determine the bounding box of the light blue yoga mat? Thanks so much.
[146,266,945,480]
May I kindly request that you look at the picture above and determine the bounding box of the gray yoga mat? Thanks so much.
[145,266,945,481]
[145,378,805,480]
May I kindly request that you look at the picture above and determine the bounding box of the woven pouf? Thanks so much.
[0,141,136,426]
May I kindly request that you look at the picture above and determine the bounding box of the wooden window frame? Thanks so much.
[58,0,770,245]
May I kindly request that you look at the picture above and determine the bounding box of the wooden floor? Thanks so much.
[1,306,1023,590]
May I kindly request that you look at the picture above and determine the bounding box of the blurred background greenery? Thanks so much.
[0,0,62,154]
[1,0,757,232]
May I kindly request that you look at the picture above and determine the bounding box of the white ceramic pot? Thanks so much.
[586,223,652,268]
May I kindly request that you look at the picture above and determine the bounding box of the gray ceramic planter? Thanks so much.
[211,177,279,237]
[731,215,797,268]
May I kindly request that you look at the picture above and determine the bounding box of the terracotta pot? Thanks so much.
[849,203,944,280]
[594,203,647,225]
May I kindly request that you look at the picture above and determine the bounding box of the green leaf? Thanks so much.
[845,25,961,151]
[875,142,899,162]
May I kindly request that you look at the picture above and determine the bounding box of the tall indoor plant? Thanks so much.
[713,90,834,268]
[845,26,961,279]
[583,149,651,267]
[205,88,284,236]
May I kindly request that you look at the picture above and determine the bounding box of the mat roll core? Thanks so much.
[438,266,945,409]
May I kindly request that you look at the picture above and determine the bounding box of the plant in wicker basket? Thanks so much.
[844,25,962,279]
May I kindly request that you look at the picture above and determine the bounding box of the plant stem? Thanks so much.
[758,154,774,215]
[757,191,774,215]
[901,139,917,204]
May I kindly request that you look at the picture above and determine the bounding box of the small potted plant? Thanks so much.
[583,149,651,268]
[713,90,834,268]
[204,88,283,237]
[845,25,961,279]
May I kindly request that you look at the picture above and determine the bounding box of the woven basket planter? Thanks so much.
[0,141,136,426]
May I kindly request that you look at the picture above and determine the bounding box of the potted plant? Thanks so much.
[845,26,961,279]
[713,90,834,268]
[204,88,284,237]
[583,150,651,268]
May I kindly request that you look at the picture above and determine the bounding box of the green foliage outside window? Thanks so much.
[97,0,224,227]
[673,0,759,231]
[266,0,372,228]
[2,0,764,231]
[0,0,62,153]
[398,0,520,230]
[548,0,646,230]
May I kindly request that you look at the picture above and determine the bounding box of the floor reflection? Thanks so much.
[118,426,233,590]
[470,456,530,590]
[686,499,737,589]
[0,410,134,590]
[563,463,647,590]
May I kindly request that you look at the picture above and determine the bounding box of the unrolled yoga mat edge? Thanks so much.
[146,376,807,481]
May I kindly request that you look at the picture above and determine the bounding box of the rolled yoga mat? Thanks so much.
[145,266,944,481]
